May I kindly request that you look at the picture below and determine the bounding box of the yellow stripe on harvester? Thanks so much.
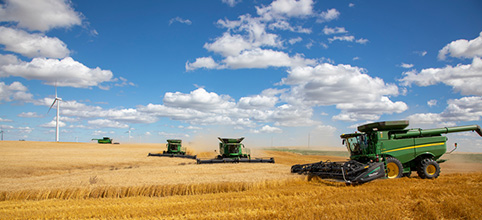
[382,142,445,154]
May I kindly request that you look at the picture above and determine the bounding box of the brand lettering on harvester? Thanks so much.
[382,142,445,154]
[367,167,380,177]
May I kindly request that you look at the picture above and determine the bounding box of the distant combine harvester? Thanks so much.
[92,137,119,144]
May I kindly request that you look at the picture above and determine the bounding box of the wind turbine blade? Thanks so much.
[48,99,57,114]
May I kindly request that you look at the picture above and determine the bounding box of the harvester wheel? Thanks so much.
[417,158,440,179]
[385,157,403,179]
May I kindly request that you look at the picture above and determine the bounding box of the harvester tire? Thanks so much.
[417,158,440,179]
[385,157,403,179]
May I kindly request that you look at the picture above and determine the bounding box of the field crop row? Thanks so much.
[1,173,482,219]
[0,178,302,201]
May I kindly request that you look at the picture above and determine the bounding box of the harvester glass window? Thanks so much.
[228,144,239,154]
[170,144,178,151]
[345,134,368,155]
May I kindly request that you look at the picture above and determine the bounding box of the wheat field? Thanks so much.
[1,141,482,219]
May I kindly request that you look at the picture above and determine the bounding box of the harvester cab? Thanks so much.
[292,120,482,185]
[147,139,197,159]
[217,137,249,159]
[196,137,275,164]
[166,139,183,154]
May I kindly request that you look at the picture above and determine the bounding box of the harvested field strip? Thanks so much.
[0,177,304,201]
[266,148,350,157]
[1,173,482,219]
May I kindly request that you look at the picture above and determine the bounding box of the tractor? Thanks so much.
[196,137,275,164]
[148,139,196,159]
[92,137,113,144]
[291,120,482,184]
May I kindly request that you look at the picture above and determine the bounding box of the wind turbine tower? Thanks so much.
[126,127,132,142]
[48,85,62,142]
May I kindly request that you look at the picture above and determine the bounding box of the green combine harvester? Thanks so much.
[92,137,113,144]
[196,137,275,164]
[291,120,482,185]
[148,139,196,159]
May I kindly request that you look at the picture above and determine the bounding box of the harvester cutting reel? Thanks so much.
[291,160,385,185]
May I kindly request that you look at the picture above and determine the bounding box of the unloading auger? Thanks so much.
[291,120,482,185]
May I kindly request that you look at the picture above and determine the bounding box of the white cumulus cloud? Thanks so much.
[222,0,242,7]
[0,117,12,122]
[223,48,317,69]
[400,57,482,96]
[163,88,235,111]
[400,63,414,68]
[289,37,302,45]
[438,31,482,60]
[185,57,222,71]
[427,99,437,107]
[18,112,42,118]
[408,96,482,124]
[88,119,129,129]
[137,87,318,127]
[41,119,66,128]
[252,125,283,133]
[169,17,192,25]
[0,81,33,102]
[0,26,70,58]
[256,0,314,20]
[329,35,368,44]
[280,63,406,121]
[203,33,253,57]
[317,8,340,23]
[238,95,278,109]
[0,0,82,32]
[0,57,114,88]
[333,97,408,121]
[323,26,347,35]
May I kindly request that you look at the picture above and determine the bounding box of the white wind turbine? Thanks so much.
[48,84,62,142]
[126,127,133,141]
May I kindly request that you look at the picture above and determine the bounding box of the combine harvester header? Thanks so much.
[196,137,275,164]
[291,120,482,185]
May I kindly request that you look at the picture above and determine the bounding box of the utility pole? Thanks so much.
[308,132,310,148]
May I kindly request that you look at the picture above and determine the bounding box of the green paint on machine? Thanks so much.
[292,120,482,184]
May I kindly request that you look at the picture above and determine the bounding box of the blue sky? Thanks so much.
[1,0,482,151]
